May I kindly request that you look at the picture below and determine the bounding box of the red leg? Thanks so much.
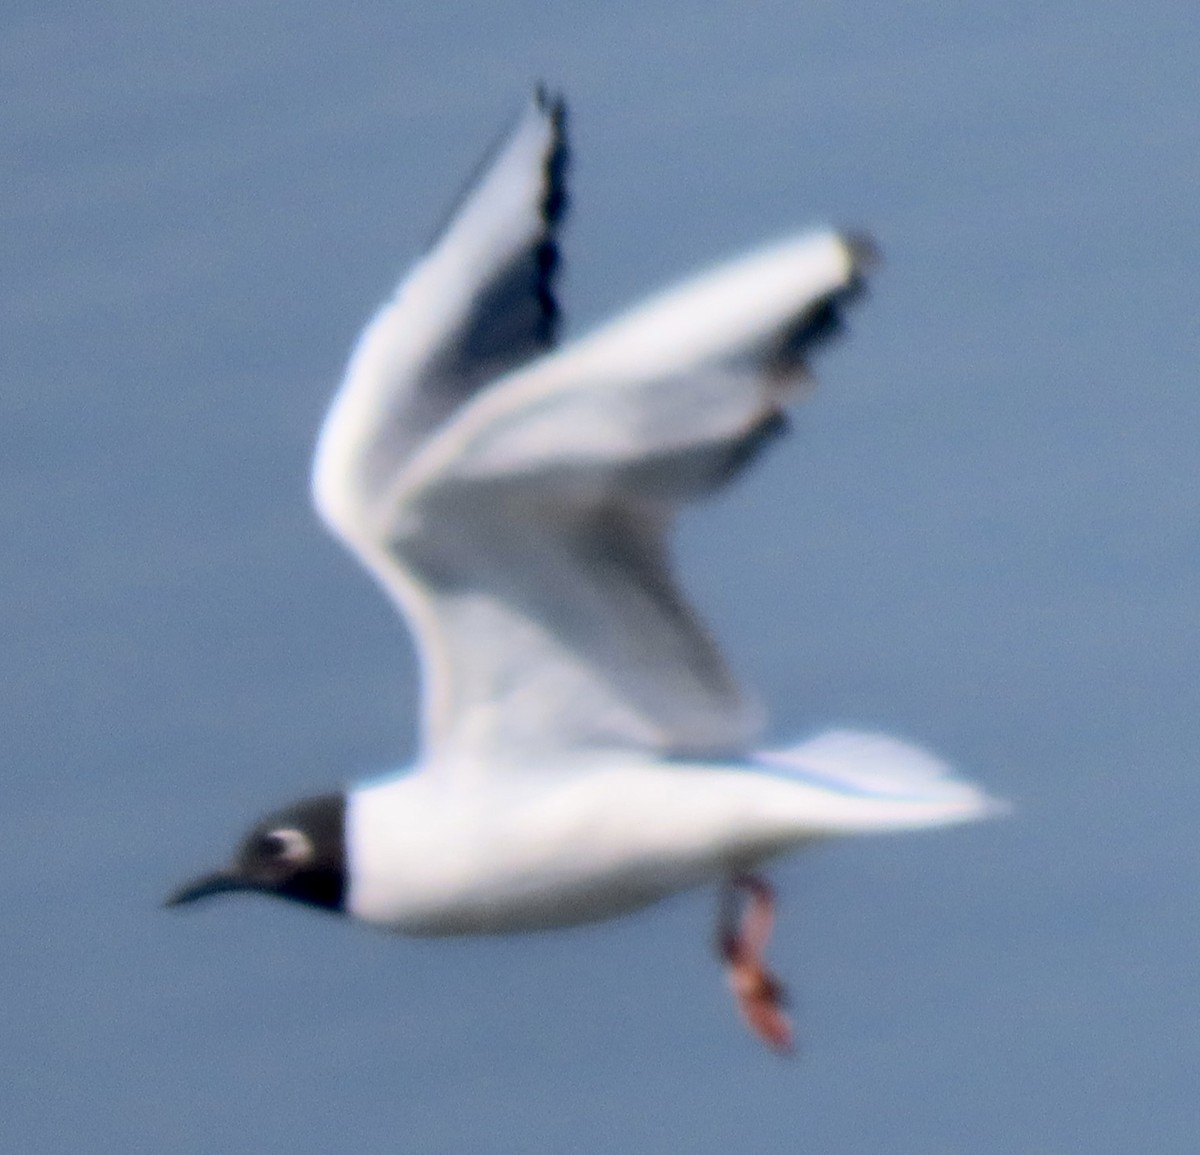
[716,875,794,1054]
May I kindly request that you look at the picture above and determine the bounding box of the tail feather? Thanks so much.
[755,730,1006,833]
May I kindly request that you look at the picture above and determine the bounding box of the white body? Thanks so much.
[348,734,996,934]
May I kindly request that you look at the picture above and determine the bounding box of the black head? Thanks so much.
[166,793,347,913]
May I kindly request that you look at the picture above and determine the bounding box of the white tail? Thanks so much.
[754,730,1007,833]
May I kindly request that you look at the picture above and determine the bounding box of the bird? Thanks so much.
[167,87,1000,1053]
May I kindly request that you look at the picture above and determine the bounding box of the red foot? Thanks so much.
[716,875,794,1054]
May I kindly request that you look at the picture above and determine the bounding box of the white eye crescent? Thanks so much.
[263,828,313,866]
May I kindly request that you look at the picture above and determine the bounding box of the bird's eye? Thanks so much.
[254,828,313,866]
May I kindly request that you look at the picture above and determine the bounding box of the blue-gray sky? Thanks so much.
[4,2,1198,1152]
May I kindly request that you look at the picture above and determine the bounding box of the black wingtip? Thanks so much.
[533,82,566,120]
[532,86,569,345]
[535,85,569,226]
[840,230,882,284]
[768,233,878,377]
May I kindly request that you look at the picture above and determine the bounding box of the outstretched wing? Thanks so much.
[313,92,872,769]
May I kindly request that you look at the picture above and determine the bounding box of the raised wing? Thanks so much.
[313,91,872,769]
[313,88,566,531]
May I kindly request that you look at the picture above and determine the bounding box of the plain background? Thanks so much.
[4,2,1198,1152]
